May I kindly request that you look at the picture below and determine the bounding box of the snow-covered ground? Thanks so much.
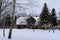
[0,29,60,40]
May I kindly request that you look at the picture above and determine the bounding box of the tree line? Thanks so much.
[38,3,58,29]
[0,2,58,29]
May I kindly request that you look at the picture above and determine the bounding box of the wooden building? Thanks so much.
[16,17,39,29]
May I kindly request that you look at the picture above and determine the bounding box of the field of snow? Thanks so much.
[0,29,60,40]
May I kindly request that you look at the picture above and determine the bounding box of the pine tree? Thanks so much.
[40,3,51,25]
[51,8,57,26]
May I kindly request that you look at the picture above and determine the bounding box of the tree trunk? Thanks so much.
[8,26,12,39]
[3,21,5,37]
[8,0,16,39]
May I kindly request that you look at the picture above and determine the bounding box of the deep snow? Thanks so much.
[0,29,60,40]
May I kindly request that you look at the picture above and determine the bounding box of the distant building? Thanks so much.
[16,17,39,28]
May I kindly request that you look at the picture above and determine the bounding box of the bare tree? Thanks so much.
[2,0,8,37]
[15,0,38,18]
[8,0,16,39]
[1,0,37,18]
[0,0,6,37]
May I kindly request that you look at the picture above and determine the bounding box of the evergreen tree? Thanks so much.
[40,3,51,25]
[51,8,57,26]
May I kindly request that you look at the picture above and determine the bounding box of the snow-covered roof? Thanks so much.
[16,17,39,25]
[16,17,29,25]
